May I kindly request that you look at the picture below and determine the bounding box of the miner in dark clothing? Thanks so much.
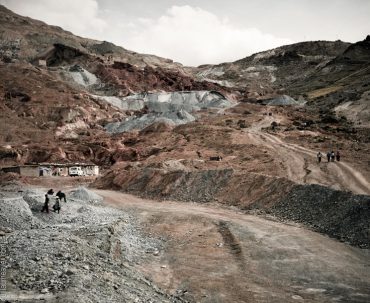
[331,151,336,162]
[317,151,322,163]
[53,198,61,214]
[56,190,67,202]
[326,152,331,162]
[41,194,50,213]
[336,151,341,162]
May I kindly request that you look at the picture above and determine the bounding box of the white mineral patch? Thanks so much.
[254,50,276,60]
[70,70,98,87]
[204,79,234,88]
[198,66,225,78]
[94,95,145,111]
[55,120,88,137]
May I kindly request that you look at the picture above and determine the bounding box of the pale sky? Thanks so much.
[1,0,369,66]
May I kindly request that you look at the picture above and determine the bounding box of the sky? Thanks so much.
[1,0,369,66]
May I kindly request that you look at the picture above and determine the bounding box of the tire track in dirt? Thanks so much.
[217,221,246,270]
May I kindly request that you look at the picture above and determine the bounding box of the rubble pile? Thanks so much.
[0,195,43,230]
[262,95,304,106]
[272,184,370,248]
[0,185,184,302]
[68,186,104,204]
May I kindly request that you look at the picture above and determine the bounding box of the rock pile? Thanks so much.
[0,185,184,302]
[0,196,43,230]
[262,95,304,106]
[68,186,104,204]
[271,184,370,248]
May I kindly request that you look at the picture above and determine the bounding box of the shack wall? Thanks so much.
[83,165,99,176]
[1,166,21,174]
[20,166,39,177]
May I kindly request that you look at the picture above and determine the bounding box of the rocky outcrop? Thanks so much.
[93,62,229,96]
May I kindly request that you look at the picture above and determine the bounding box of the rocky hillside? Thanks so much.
[0,4,369,190]
[193,40,349,95]
[0,5,231,167]
[0,5,228,95]
[0,5,181,69]
[193,37,370,106]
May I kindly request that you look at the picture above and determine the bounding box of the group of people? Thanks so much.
[41,189,67,214]
[316,151,341,163]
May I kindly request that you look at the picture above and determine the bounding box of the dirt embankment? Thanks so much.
[94,167,370,248]
[93,167,294,206]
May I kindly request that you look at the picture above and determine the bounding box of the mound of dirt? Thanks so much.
[263,95,304,106]
[334,90,370,127]
[271,184,370,248]
[68,186,103,204]
[105,109,196,133]
[0,196,43,230]
[95,167,235,203]
[95,165,295,205]
[1,185,182,302]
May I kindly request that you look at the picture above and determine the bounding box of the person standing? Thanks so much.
[317,152,322,163]
[336,151,341,162]
[326,152,331,162]
[53,198,61,214]
[41,194,49,213]
[331,151,336,162]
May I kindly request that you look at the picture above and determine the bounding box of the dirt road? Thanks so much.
[95,189,370,303]
[243,115,370,195]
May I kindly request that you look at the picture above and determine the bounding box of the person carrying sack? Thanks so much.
[53,198,61,214]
